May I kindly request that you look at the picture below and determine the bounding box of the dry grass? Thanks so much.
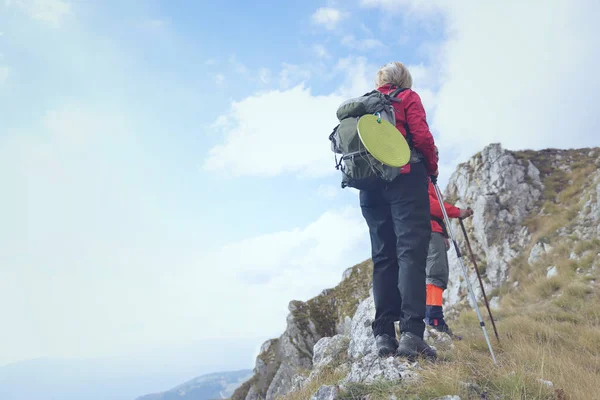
[324,267,599,400]
[281,367,347,400]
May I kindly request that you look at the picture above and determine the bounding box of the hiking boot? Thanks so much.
[430,323,463,341]
[375,334,398,357]
[396,332,437,361]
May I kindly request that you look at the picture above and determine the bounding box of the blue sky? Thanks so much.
[1,0,599,382]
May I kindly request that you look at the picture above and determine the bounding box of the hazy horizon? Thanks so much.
[0,339,256,400]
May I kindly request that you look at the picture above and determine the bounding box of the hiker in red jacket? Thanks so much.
[360,61,438,361]
[426,157,473,338]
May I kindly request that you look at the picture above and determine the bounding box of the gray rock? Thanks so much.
[433,396,461,400]
[538,379,554,388]
[459,381,481,393]
[336,316,352,336]
[343,352,417,385]
[444,144,543,306]
[546,266,558,279]
[312,335,350,371]
[267,363,299,400]
[245,297,337,400]
[311,385,338,400]
[289,374,309,393]
[528,242,553,265]
[574,170,600,240]
[489,296,501,310]
[342,267,354,281]
[424,326,453,350]
[245,385,260,400]
[348,295,378,360]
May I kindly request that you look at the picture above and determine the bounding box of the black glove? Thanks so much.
[430,174,438,184]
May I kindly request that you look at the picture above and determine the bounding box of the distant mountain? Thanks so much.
[0,339,256,400]
[136,369,253,400]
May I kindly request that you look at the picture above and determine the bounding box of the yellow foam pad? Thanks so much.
[357,114,410,167]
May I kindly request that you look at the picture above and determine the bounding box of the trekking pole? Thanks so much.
[459,217,501,344]
[432,182,497,365]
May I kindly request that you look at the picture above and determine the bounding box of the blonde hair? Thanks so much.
[375,62,413,89]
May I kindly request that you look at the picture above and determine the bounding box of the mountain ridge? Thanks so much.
[229,143,600,400]
[137,369,253,400]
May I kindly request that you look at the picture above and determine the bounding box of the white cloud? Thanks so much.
[359,0,439,14]
[10,0,73,26]
[358,23,374,37]
[203,57,377,178]
[205,59,217,65]
[0,66,9,85]
[42,104,126,145]
[313,44,329,59]
[311,7,347,30]
[1,101,371,362]
[341,35,385,51]
[317,184,339,199]
[435,2,599,164]
[0,104,156,363]
[359,0,600,183]
[203,83,343,177]
[171,206,369,339]
[334,56,378,99]
[259,67,271,84]
[228,54,248,75]
[405,63,438,117]
[279,62,312,89]
[0,3,373,372]
[215,73,225,84]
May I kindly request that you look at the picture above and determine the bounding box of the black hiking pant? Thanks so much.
[359,161,431,339]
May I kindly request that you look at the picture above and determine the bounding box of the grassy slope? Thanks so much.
[282,148,600,400]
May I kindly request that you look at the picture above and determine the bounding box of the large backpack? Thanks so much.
[329,87,420,190]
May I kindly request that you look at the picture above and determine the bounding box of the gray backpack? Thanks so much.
[329,87,420,190]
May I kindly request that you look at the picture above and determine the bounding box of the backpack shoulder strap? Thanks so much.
[385,87,413,148]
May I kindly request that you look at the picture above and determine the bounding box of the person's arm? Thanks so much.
[404,90,438,175]
[430,197,461,219]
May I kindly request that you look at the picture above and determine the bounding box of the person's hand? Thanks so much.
[430,169,439,185]
[459,208,474,219]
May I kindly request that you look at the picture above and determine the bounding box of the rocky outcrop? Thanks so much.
[443,144,600,307]
[290,294,440,398]
[443,143,544,305]
[232,261,373,400]
[573,167,600,240]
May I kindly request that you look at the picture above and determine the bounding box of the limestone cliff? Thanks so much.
[444,144,600,309]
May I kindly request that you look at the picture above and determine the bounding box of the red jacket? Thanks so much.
[376,84,438,175]
[428,182,461,235]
